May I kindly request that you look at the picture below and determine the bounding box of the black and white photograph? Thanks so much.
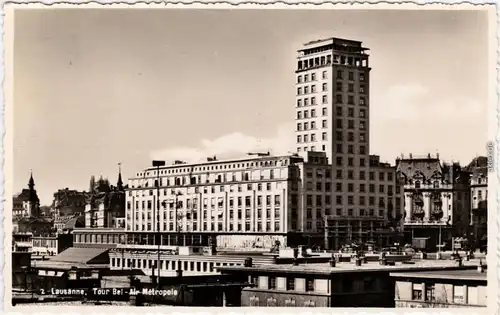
[4,4,497,310]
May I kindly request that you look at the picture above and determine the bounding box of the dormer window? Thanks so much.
[433,181,439,188]
[415,181,421,189]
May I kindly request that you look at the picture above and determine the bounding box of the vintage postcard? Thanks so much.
[2,3,498,312]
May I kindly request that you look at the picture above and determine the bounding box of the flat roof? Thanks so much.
[390,269,487,281]
[304,37,362,46]
[139,154,302,174]
[217,260,484,276]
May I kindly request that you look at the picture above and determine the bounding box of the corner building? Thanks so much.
[295,37,403,248]
[396,154,471,250]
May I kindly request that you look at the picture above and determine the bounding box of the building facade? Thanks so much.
[125,153,317,249]
[85,173,126,229]
[294,37,403,249]
[396,154,471,250]
[466,156,488,249]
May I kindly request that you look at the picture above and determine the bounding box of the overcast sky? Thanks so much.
[14,9,490,205]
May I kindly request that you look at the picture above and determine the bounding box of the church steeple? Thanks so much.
[28,170,35,191]
[27,170,40,217]
[117,163,124,191]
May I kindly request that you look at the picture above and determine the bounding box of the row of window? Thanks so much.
[297,133,327,143]
[128,192,284,211]
[296,119,366,132]
[128,181,288,198]
[131,170,286,189]
[336,106,367,118]
[297,71,326,83]
[110,257,240,273]
[135,159,291,178]
[254,275,315,292]
[129,207,282,222]
[299,179,398,194]
[300,193,397,208]
[317,195,396,208]
[306,208,388,218]
[297,83,367,98]
[296,107,328,119]
[411,283,482,305]
[32,240,57,247]
[298,52,367,70]
[296,68,366,83]
[74,233,123,244]
[336,82,366,93]
[296,94,328,107]
[129,221,282,233]
[296,89,366,106]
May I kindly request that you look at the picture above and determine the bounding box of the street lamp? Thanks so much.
[152,160,165,289]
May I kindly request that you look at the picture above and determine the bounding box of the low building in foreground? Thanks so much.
[391,266,487,308]
[30,247,111,292]
[217,257,485,308]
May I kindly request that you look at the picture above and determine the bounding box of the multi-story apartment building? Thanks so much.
[295,37,403,249]
[466,156,488,249]
[125,153,325,250]
[396,154,471,250]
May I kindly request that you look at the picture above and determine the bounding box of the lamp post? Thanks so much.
[152,160,165,289]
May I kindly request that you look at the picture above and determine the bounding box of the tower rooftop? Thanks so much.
[299,37,369,53]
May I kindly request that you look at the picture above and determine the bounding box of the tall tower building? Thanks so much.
[295,37,402,248]
[295,37,370,164]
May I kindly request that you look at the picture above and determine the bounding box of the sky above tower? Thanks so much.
[13,9,490,205]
